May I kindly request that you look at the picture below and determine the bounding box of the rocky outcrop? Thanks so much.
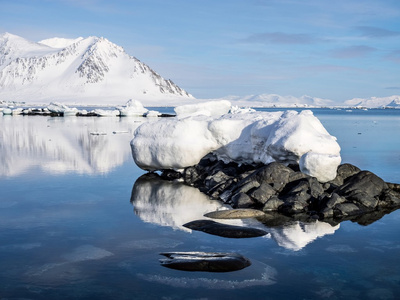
[160,154,400,224]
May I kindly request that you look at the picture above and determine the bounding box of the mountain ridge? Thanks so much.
[0,33,193,105]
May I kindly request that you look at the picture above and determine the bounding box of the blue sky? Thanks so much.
[1,0,400,100]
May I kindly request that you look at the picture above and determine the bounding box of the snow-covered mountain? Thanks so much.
[344,95,400,108]
[221,94,336,108]
[0,32,193,105]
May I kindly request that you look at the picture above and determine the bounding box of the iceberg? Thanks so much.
[47,102,78,116]
[130,101,341,182]
[118,99,149,117]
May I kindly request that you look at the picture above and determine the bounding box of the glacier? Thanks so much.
[0,32,193,106]
[130,101,341,182]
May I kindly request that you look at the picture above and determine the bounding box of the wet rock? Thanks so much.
[204,208,265,219]
[183,219,268,238]
[159,251,251,272]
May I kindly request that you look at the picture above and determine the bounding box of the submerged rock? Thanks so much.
[183,219,268,238]
[159,251,251,272]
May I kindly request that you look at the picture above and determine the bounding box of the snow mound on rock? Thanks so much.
[130,102,341,182]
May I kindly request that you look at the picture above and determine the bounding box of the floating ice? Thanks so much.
[174,100,231,117]
[131,101,341,182]
[47,102,78,115]
[118,99,149,117]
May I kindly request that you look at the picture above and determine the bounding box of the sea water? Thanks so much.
[0,108,399,299]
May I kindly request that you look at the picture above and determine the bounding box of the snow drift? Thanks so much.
[130,101,341,182]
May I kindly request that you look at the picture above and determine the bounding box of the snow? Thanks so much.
[222,94,335,108]
[270,221,340,251]
[0,33,194,106]
[131,101,341,182]
[117,99,148,116]
[38,37,84,48]
[174,100,231,117]
[344,95,400,108]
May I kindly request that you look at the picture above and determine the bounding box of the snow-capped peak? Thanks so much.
[0,32,193,105]
[38,37,84,49]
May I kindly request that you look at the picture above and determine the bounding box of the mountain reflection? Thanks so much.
[0,116,144,176]
[130,174,341,250]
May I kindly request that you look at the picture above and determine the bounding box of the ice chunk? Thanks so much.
[300,152,342,183]
[131,103,341,182]
[118,99,148,116]
[174,100,231,117]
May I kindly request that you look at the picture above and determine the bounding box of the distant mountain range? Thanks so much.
[0,32,193,105]
[0,32,399,108]
[221,94,400,108]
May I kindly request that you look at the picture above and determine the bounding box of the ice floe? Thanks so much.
[131,101,341,182]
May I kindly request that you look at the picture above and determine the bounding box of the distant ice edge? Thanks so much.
[130,100,341,183]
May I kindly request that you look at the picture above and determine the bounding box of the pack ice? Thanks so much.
[130,101,341,182]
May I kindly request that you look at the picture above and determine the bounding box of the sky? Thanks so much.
[1,0,400,101]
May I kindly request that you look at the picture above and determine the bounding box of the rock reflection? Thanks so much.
[0,116,144,176]
[130,174,342,250]
[130,173,236,232]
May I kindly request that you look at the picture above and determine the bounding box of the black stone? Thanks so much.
[183,219,268,238]
[159,251,251,272]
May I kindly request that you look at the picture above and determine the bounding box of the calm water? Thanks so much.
[0,108,399,299]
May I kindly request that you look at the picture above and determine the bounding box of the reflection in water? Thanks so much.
[0,116,144,176]
[269,221,339,251]
[136,264,277,289]
[130,173,235,232]
[131,174,341,250]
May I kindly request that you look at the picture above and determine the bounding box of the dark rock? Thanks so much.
[204,209,265,219]
[183,166,201,185]
[177,158,400,224]
[160,169,182,180]
[325,193,346,208]
[288,171,309,183]
[205,171,231,190]
[337,163,361,180]
[329,163,361,186]
[279,197,309,215]
[321,207,334,218]
[209,178,236,199]
[159,251,251,272]
[263,196,284,211]
[387,182,400,193]
[334,203,362,217]
[183,219,268,238]
[380,189,400,206]
[242,162,293,192]
[336,171,387,209]
[249,182,277,205]
[231,192,256,208]
[235,180,260,194]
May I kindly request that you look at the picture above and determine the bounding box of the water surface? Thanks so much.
[0,108,399,299]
